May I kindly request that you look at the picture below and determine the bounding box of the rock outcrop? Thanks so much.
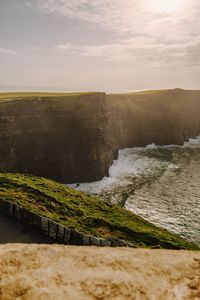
[0,89,200,183]
[0,244,200,300]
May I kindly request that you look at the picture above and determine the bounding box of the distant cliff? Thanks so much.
[106,89,200,150]
[0,89,200,183]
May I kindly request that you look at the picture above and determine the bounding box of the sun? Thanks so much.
[145,0,187,13]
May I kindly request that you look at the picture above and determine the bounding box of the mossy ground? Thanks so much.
[0,92,96,101]
[127,88,186,96]
[129,89,165,95]
[0,173,198,250]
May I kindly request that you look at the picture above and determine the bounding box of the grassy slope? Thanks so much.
[0,89,182,100]
[0,92,95,101]
[0,173,198,250]
[131,90,165,95]
[127,88,185,96]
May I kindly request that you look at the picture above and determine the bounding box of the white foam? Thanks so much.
[184,135,200,147]
[68,135,200,196]
[68,135,200,245]
[68,148,169,196]
[146,143,157,149]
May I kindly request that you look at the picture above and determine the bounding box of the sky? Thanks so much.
[0,0,200,92]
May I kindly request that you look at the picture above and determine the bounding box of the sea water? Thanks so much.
[69,136,200,246]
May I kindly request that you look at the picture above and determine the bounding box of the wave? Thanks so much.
[68,136,200,245]
[69,136,200,197]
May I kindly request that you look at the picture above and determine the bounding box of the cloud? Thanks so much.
[0,48,17,55]
[37,1,200,68]
[36,0,150,34]
[56,43,74,51]
[55,38,200,68]
[30,46,40,51]
[35,0,199,36]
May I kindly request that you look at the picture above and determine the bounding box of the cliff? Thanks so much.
[106,89,200,150]
[0,89,200,183]
[0,93,112,183]
[0,244,200,300]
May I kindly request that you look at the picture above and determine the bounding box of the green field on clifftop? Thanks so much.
[0,92,96,101]
[128,88,185,96]
[0,173,198,250]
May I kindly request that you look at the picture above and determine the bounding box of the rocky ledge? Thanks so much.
[0,244,200,300]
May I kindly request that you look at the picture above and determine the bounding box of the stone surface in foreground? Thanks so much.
[0,244,200,300]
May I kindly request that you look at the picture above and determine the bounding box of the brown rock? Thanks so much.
[0,244,200,300]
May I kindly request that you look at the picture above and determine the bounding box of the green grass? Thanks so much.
[128,89,167,95]
[0,92,96,101]
[0,173,198,250]
[128,88,185,96]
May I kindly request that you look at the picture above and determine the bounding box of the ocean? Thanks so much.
[69,136,200,246]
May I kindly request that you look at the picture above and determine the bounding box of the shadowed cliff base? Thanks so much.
[0,244,200,300]
[0,89,200,183]
[0,212,54,244]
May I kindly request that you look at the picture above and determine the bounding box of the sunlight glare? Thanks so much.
[145,0,187,13]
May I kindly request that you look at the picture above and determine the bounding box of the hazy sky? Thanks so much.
[0,0,200,92]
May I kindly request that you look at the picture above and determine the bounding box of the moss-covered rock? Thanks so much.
[0,173,198,250]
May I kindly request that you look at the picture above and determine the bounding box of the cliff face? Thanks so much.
[106,89,200,150]
[0,89,200,183]
[0,93,112,183]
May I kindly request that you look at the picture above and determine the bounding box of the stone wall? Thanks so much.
[0,198,134,247]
